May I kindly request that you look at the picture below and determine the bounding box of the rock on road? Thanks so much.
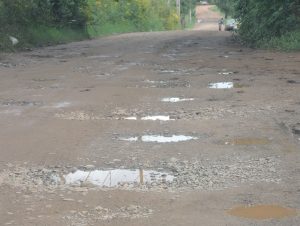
[0,5,300,226]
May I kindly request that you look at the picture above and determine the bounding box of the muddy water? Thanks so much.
[229,138,270,145]
[228,205,297,220]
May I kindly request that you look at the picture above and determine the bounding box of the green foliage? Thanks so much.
[259,31,300,51]
[212,0,300,50]
[87,0,180,37]
[0,0,180,50]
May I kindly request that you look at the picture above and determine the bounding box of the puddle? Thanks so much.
[1,100,43,107]
[161,97,194,103]
[234,83,250,88]
[87,55,120,59]
[53,102,71,108]
[123,116,174,121]
[141,135,197,143]
[227,138,270,145]
[124,116,137,120]
[64,169,174,187]
[141,116,174,121]
[228,205,297,220]
[209,82,233,89]
[218,72,234,75]
[143,80,190,88]
[119,135,198,143]
[119,137,139,142]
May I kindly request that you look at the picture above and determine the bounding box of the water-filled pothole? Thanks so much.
[119,135,198,143]
[209,82,233,89]
[142,80,190,88]
[228,205,297,219]
[161,97,194,103]
[64,169,174,188]
[1,100,43,107]
[226,138,271,145]
[124,115,175,121]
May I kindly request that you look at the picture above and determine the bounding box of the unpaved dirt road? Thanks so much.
[1,5,300,226]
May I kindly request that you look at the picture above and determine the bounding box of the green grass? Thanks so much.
[259,30,300,51]
[26,26,88,46]
[87,22,138,38]
[1,25,88,51]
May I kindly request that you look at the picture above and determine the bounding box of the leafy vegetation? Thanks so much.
[0,0,181,50]
[211,0,300,50]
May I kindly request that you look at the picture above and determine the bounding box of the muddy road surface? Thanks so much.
[1,5,300,226]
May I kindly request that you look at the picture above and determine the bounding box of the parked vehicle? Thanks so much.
[224,19,238,31]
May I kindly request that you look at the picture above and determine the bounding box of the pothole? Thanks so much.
[161,97,195,103]
[64,169,174,188]
[208,82,233,89]
[55,111,102,121]
[141,80,190,88]
[109,105,274,121]
[292,123,300,135]
[228,205,297,219]
[52,102,71,108]
[119,135,198,143]
[0,156,281,192]
[225,138,271,145]
[0,100,43,107]
[124,115,175,121]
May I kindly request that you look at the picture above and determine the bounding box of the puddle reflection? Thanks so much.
[209,82,233,89]
[161,97,194,103]
[64,169,174,187]
[119,135,198,143]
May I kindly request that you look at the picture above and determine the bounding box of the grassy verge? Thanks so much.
[0,26,88,51]
[258,30,300,51]
[87,22,139,38]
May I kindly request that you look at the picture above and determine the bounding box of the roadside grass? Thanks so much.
[87,22,139,38]
[259,30,300,51]
[0,26,88,51]
[25,26,88,46]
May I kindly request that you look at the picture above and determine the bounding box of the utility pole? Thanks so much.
[176,0,181,18]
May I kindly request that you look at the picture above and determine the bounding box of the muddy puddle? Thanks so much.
[226,138,271,145]
[119,135,198,143]
[161,97,194,103]
[0,156,280,192]
[209,82,233,89]
[64,169,174,188]
[228,205,297,220]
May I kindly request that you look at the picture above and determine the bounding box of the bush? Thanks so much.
[0,0,180,50]
[212,0,300,50]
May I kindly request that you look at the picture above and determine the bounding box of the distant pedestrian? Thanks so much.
[218,18,224,31]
